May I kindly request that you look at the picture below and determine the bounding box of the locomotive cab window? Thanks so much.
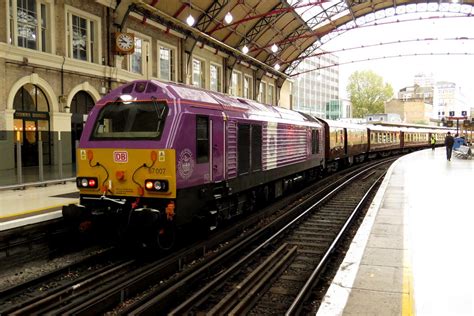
[92,100,168,139]
[196,116,209,163]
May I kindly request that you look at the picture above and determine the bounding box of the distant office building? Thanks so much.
[291,53,340,118]
[326,99,352,120]
[398,85,433,104]
[414,72,435,88]
[385,99,433,125]
[433,81,469,119]
[397,74,469,123]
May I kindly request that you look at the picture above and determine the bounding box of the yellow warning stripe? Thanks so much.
[0,204,65,220]
[402,260,415,316]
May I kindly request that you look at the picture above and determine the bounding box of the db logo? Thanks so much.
[113,151,128,163]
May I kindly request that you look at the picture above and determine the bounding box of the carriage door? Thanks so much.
[210,117,225,182]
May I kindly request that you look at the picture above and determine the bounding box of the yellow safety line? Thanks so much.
[402,203,415,316]
[0,204,67,220]
[402,261,415,316]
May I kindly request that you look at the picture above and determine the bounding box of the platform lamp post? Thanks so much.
[38,128,44,183]
[15,130,23,186]
[58,131,63,181]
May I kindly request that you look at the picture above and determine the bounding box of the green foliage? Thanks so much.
[346,70,394,118]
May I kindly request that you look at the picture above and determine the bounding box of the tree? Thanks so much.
[346,70,394,118]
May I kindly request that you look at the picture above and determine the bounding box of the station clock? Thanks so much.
[114,32,135,55]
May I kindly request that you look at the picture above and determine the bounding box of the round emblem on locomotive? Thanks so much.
[177,149,195,180]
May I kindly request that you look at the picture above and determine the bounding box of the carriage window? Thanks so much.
[196,116,209,163]
[251,125,262,171]
[238,124,250,175]
[92,100,168,139]
[311,129,319,154]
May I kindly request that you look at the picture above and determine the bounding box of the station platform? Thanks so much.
[317,148,473,316]
[0,182,78,231]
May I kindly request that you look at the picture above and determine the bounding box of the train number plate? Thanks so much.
[113,151,128,163]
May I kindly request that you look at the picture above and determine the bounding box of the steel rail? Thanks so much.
[143,158,395,315]
[286,172,386,315]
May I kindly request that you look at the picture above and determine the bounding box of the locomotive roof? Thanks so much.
[100,80,322,127]
[313,117,368,131]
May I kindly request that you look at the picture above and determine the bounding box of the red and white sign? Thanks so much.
[113,151,128,163]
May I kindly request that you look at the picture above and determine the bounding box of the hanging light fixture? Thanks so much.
[271,44,278,53]
[242,24,248,54]
[186,0,195,26]
[274,63,280,71]
[224,12,233,24]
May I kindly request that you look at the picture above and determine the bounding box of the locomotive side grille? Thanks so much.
[262,122,277,171]
[263,123,307,170]
[227,121,238,178]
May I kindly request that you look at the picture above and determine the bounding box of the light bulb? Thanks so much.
[224,12,233,24]
[271,44,278,53]
[274,63,280,71]
[186,14,195,26]
[242,45,249,54]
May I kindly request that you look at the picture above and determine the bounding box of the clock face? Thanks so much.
[116,33,134,53]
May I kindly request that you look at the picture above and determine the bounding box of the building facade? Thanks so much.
[291,53,340,118]
[0,0,289,174]
[385,99,433,125]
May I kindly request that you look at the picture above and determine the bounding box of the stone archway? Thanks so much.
[12,83,52,167]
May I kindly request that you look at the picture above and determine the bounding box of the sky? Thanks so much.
[311,10,474,102]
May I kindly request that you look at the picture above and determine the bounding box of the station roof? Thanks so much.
[118,0,474,77]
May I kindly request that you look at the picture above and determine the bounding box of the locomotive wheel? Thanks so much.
[156,222,176,251]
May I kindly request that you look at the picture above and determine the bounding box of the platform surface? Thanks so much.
[317,148,474,316]
[0,182,78,231]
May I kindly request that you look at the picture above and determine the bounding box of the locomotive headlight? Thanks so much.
[77,177,98,188]
[81,178,88,187]
[145,181,154,190]
[154,181,162,191]
[144,179,168,192]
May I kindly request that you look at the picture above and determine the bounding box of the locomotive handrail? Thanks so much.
[82,195,127,205]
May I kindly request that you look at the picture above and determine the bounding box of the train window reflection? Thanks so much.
[91,101,168,140]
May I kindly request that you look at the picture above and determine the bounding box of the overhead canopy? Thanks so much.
[117,0,474,77]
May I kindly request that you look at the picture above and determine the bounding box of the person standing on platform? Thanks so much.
[430,134,436,150]
[445,131,455,161]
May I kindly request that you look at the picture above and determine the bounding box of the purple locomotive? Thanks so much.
[63,79,444,249]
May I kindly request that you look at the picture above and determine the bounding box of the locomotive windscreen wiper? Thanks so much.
[151,97,166,132]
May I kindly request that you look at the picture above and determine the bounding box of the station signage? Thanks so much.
[14,111,49,120]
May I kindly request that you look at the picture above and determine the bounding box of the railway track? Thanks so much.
[0,158,394,314]
[0,247,126,314]
[157,161,389,315]
[0,218,70,269]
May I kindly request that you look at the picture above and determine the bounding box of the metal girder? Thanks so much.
[284,2,474,75]
[131,2,287,79]
[185,0,229,56]
[266,0,348,69]
[195,0,230,32]
[235,2,286,49]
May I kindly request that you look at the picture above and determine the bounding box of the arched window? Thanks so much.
[71,91,94,115]
[13,84,51,167]
[13,84,50,112]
